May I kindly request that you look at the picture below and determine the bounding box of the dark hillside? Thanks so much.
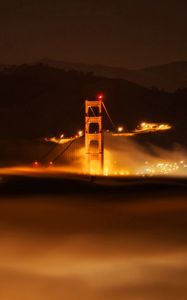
[0,64,186,148]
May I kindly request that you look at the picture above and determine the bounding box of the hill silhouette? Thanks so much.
[40,59,187,92]
[0,63,186,149]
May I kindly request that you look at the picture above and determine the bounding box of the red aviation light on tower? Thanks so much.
[97,93,104,101]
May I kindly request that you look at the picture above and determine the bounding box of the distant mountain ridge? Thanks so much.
[40,59,187,92]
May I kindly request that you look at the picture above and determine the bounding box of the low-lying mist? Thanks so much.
[103,133,187,176]
[0,133,187,177]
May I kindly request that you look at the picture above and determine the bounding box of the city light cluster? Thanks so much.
[136,160,187,176]
[135,122,172,133]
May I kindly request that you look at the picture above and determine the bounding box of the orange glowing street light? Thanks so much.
[117,126,124,133]
[78,130,83,137]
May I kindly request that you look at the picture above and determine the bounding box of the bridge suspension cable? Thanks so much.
[102,102,117,131]
[51,139,78,164]
[35,99,86,164]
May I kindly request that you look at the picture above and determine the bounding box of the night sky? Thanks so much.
[0,0,187,68]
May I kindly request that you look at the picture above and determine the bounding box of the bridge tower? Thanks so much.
[85,95,104,174]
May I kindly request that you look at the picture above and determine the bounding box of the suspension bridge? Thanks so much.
[34,94,172,175]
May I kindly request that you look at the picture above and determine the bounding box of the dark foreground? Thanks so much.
[0,174,187,300]
[1,172,187,194]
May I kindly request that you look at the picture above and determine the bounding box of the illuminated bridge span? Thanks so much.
[38,94,106,174]
[35,94,172,175]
